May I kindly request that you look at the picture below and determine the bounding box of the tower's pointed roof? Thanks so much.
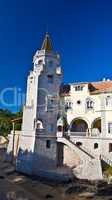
[41,33,52,51]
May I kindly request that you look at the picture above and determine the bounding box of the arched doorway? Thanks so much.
[57,117,68,132]
[70,118,88,135]
[36,120,43,129]
[91,118,101,135]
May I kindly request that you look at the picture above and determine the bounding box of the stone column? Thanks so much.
[101,94,107,137]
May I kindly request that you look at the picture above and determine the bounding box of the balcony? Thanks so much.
[57,129,102,138]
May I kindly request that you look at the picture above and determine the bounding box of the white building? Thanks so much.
[7,34,112,181]
[61,81,112,156]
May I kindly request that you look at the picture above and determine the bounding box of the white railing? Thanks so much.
[64,132,87,137]
[64,131,103,137]
[70,132,87,136]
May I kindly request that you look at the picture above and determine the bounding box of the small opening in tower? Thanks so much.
[38,60,43,65]
[94,143,98,149]
[109,143,112,152]
[46,140,51,149]
[47,75,53,83]
[58,126,63,132]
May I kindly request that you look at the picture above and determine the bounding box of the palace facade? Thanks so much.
[7,34,112,180]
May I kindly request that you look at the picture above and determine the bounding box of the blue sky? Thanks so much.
[0,0,112,111]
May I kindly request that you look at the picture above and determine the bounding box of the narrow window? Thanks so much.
[109,143,112,152]
[86,99,94,109]
[80,86,83,91]
[46,140,51,149]
[90,101,93,108]
[75,85,83,91]
[47,96,54,111]
[94,143,98,149]
[75,86,78,91]
[58,126,63,132]
[47,75,53,83]
[77,86,80,90]
[65,101,72,109]
[87,101,90,108]
[108,123,112,134]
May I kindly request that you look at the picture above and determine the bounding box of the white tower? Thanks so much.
[16,34,63,175]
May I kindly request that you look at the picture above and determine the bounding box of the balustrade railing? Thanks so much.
[64,132,87,137]
[64,131,102,137]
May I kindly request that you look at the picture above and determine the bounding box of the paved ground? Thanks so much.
[0,148,67,200]
[0,149,112,200]
[0,164,64,200]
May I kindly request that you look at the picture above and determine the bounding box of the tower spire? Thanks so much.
[41,33,52,51]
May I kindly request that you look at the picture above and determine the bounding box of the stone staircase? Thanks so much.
[101,154,112,167]
[57,137,94,161]
[57,136,103,180]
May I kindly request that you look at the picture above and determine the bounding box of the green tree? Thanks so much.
[0,109,23,136]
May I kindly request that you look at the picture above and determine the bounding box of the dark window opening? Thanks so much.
[38,60,43,65]
[46,140,51,149]
[47,75,53,83]
[65,102,72,110]
[76,142,82,147]
[77,100,81,105]
[108,123,112,134]
[47,96,54,111]
[75,86,83,91]
[58,126,63,132]
[94,143,98,149]
[109,143,112,152]
[87,101,93,109]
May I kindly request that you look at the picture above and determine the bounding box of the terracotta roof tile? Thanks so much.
[90,81,112,94]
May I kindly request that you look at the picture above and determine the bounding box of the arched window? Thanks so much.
[58,126,63,132]
[70,118,88,133]
[86,98,94,109]
[36,120,43,129]
[57,117,68,132]
[94,143,98,149]
[92,118,101,134]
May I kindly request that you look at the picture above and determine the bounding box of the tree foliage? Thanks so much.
[0,109,22,137]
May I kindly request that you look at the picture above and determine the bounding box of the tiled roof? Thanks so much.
[90,81,112,94]
[60,81,112,96]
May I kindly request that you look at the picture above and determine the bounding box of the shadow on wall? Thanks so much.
[6,147,75,182]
